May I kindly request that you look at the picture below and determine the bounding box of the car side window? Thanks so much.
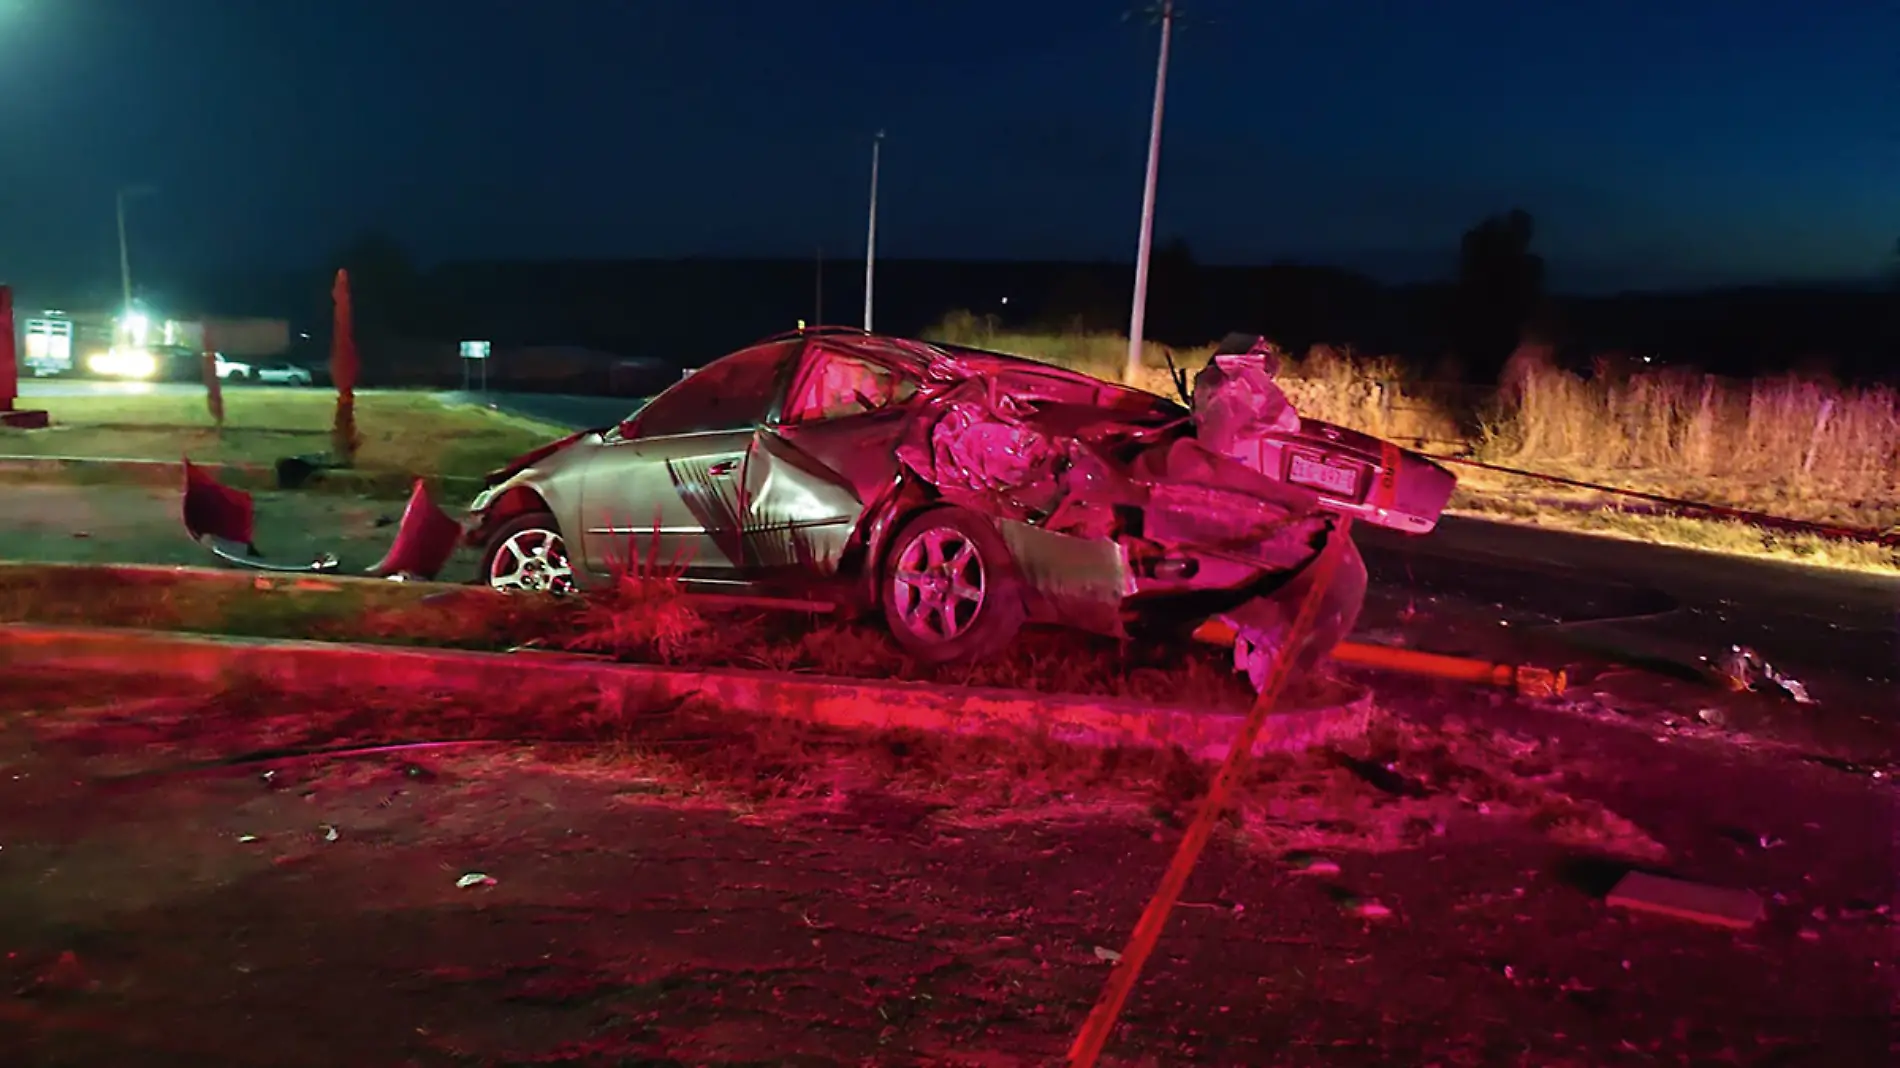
[633,343,792,438]
[785,350,919,424]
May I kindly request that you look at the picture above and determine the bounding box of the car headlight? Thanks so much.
[469,487,498,514]
[86,348,158,379]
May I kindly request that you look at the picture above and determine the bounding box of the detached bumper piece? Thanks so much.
[181,460,464,581]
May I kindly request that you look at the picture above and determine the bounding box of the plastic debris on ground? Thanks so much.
[456,872,497,889]
[1711,645,1816,705]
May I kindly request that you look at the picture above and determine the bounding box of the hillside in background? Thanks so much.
[114,256,1900,384]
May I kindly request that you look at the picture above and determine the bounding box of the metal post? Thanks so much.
[816,244,825,326]
[863,130,884,333]
[116,189,133,317]
[1123,1,1173,386]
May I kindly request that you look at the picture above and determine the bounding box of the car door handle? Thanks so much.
[706,459,739,478]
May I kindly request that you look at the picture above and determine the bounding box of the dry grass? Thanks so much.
[14,667,1664,863]
[928,313,1899,570]
[1479,359,1900,530]
[0,388,567,478]
[927,312,1469,449]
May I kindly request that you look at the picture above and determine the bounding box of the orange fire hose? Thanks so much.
[1190,620,1566,698]
[1065,517,1357,1068]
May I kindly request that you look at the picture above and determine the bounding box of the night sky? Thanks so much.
[0,0,1893,299]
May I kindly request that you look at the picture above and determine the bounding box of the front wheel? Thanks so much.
[880,506,1026,665]
[480,512,577,594]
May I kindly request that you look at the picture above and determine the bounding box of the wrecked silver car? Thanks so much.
[465,327,1456,684]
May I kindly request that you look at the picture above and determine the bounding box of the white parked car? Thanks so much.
[214,354,255,381]
[253,363,315,386]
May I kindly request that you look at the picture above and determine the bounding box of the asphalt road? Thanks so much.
[1355,520,1896,708]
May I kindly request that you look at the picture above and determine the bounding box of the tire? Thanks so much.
[879,506,1027,665]
[479,511,577,595]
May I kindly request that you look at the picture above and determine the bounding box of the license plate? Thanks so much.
[1288,453,1361,497]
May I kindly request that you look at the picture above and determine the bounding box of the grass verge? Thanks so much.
[1449,485,1900,574]
[0,564,1258,709]
[0,388,567,480]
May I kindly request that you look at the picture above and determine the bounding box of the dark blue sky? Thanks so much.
[0,0,1893,298]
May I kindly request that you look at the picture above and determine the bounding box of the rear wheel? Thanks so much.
[480,512,576,594]
[880,507,1026,665]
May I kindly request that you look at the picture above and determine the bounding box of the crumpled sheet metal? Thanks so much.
[367,479,464,581]
[1193,337,1301,462]
[183,459,341,574]
[1713,645,1816,705]
[927,401,1061,499]
[895,378,1139,534]
[1140,438,1324,568]
[182,459,462,580]
[1220,528,1367,693]
[998,518,1131,637]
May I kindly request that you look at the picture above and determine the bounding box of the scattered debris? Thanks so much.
[455,872,497,889]
[238,834,258,843]
[30,951,90,996]
[1710,646,1815,705]
[1092,946,1123,963]
[321,825,339,842]
[1285,854,1342,877]
[1343,896,1394,921]
[1605,871,1764,929]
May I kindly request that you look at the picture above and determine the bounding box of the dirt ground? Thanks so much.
[0,666,1891,1067]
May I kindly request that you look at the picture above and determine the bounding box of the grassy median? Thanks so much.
[0,563,1259,709]
[0,388,567,480]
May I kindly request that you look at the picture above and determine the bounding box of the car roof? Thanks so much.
[753,327,1117,388]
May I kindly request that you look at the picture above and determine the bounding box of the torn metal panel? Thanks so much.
[182,458,342,574]
[740,432,864,573]
[912,403,1062,509]
[1193,336,1301,460]
[367,479,464,581]
[1139,438,1325,568]
[1714,645,1816,705]
[1221,528,1366,693]
[998,519,1132,638]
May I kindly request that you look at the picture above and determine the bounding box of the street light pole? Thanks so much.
[115,185,154,320]
[116,188,134,316]
[1124,0,1174,386]
[863,130,884,333]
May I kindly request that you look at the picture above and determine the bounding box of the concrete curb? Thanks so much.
[0,453,482,498]
[0,560,479,596]
[0,623,1375,761]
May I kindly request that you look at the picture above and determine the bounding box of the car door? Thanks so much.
[576,343,796,584]
[739,345,920,577]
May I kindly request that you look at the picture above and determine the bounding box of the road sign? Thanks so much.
[459,340,491,360]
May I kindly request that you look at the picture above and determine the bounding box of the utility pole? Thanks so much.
[815,244,825,326]
[115,185,154,321]
[1124,1,1174,386]
[116,189,133,316]
[863,130,884,332]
